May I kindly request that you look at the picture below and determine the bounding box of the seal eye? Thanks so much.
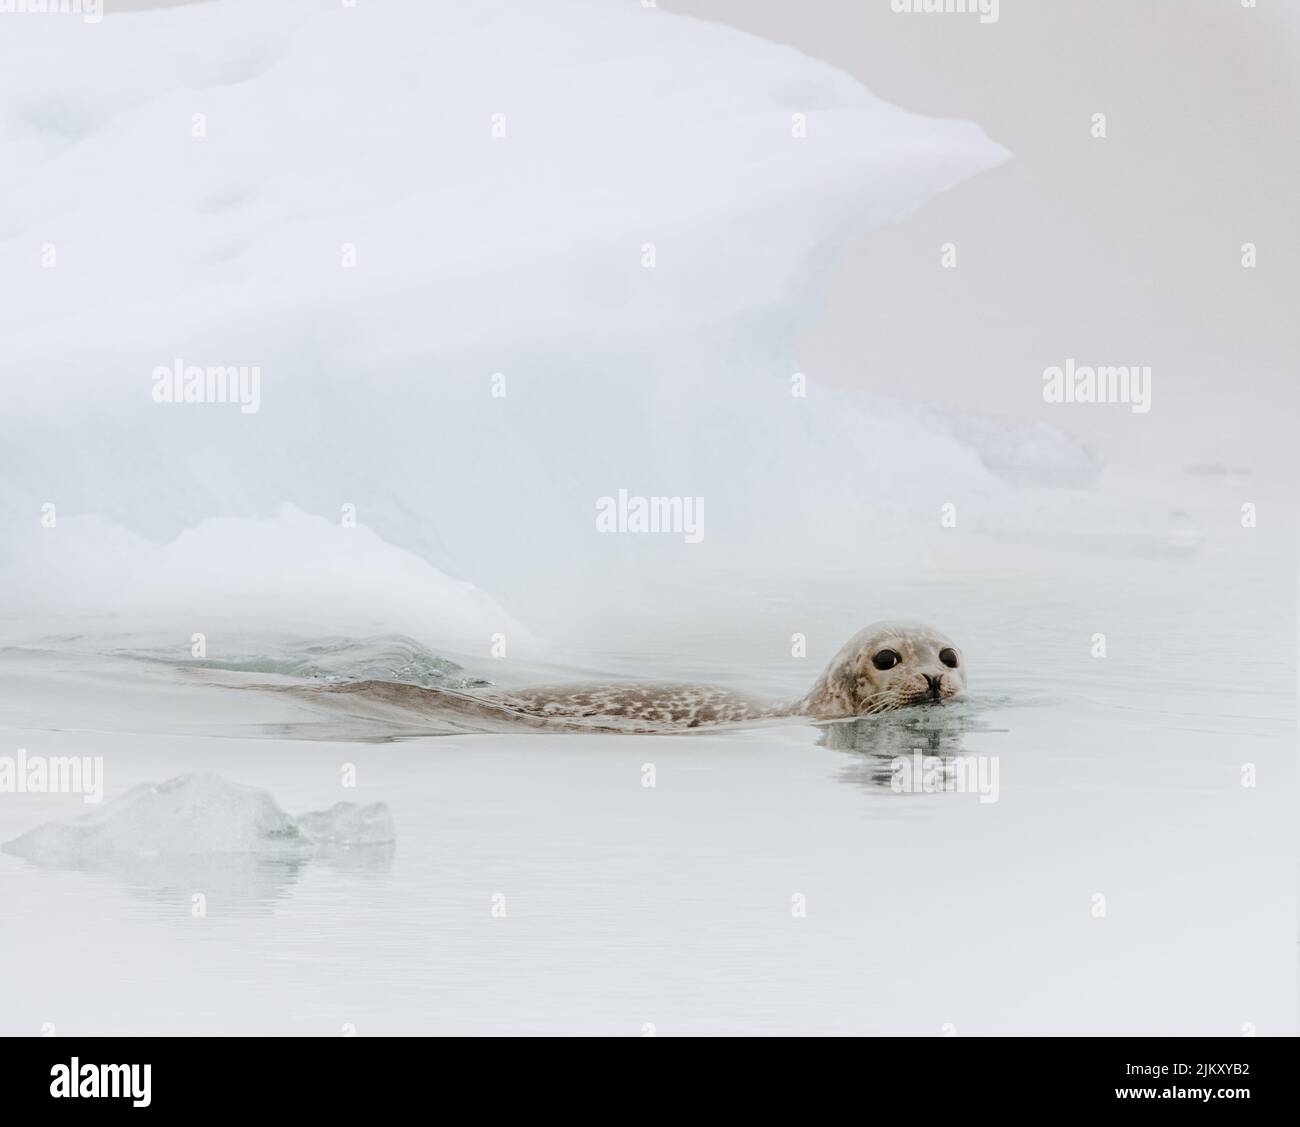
[939,647,959,668]
[872,649,901,671]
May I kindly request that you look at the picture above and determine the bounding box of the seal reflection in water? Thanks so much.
[484,621,966,731]
[820,702,993,792]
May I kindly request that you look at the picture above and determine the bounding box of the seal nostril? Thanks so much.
[924,674,941,696]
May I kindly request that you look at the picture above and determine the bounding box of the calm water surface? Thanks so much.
[0,562,1293,1035]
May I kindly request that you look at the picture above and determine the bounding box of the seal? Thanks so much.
[477,621,966,730]
[293,621,966,735]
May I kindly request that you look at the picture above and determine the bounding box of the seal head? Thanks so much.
[797,621,966,719]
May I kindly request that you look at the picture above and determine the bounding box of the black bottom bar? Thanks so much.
[1,1035,1290,1112]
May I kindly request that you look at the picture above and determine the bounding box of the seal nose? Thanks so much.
[924,674,942,699]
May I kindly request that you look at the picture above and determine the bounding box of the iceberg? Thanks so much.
[2,773,396,863]
[0,0,1011,641]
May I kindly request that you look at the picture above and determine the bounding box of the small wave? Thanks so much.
[131,633,494,691]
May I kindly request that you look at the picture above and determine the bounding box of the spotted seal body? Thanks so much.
[490,682,784,729]
[295,621,966,734]
[479,621,966,729]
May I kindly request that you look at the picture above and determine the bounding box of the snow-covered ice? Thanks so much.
[0,0,1017,647]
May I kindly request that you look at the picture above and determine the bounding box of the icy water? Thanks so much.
[0,558,1293,1036]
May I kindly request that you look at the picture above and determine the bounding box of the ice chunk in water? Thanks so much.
[2,773,394,862]
[297,802,396,848]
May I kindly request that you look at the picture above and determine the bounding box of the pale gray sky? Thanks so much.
[663,0,1298,484]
